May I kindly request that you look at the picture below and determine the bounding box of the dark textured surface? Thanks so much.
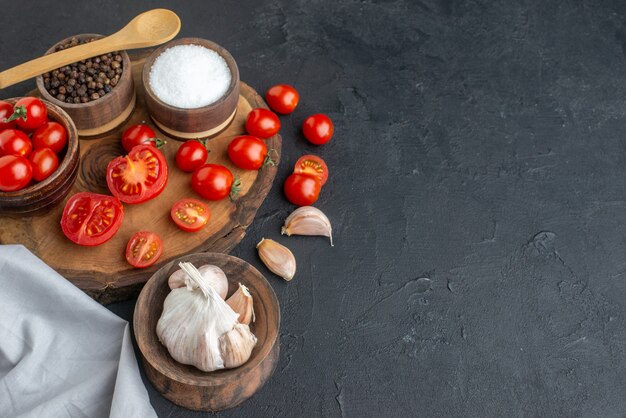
[3,0,626,416]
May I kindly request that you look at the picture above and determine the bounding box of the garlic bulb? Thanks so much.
[157,262,257,372]
[220,323,257,368]
[282,206,333,246]
[226,283,255,325]
[168,264,229,299]
[257,238,296,281]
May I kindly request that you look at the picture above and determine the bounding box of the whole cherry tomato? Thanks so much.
[245,108,280,139]
[265,84,299,114]
[0,100,16,132]
[175,140,208,172]
[121,124,163,153]
[8,97,48,131]
[294,155,329,186]
[60,192,124,246]
[106,145,168,204]
[227,135,271,170]
[191,164,239,201]
[32,121,67,154]
[284,173,321,206]
[0,129,32,158]
[0,155,33,192]
[170,198,210,232]
[29,148,59,182]
[125,231,163,268]
[302,114,334,145]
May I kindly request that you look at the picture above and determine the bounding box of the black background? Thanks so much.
[3,0,626,416]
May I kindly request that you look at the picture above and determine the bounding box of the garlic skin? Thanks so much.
[168,264,229,299]
[157,262,257,372]
[226,283,255,325]
[282,206,333,246]
[257,238,296,281]
[219,323,257,368]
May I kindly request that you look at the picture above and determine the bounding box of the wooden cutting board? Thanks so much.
[0,49,281,303]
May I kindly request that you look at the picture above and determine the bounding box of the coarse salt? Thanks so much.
[149,44,232,109]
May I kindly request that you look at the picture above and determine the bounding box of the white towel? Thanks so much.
[0,245,156,418]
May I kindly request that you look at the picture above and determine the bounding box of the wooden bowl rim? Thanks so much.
[134,252,280,386]
[35,33,133,110]
[141,37,240,112]
[0,97,79,198]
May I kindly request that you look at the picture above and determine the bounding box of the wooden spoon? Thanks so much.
[0,9,181,89]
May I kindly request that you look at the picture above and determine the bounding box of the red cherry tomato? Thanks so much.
[265,84,299,114]
[245,108,280,139]
[302,114,334,145]
[284,173,321,206]
[170,198,211,232]
[175,140,208,172]
[125,231,163,268]
[294,155,329,186]
[10,97,48,131]
[0,129,32,158]
[29,148,59,182]
[192,164,239,201]
[60,192,124,246]
[0,100,16,132]
[121,124,163,153]
[227,135,270,170]
[106,145,168,204]
[32,121,67,154]
[0,155,32,192]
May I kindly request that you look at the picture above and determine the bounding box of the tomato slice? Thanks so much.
[60,192,124,246]
[294,155,329,186]
[106,144,168,204]
[170,198,210,232]
[125,231,163,268]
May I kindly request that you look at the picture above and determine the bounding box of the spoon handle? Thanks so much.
[0,35,129,90]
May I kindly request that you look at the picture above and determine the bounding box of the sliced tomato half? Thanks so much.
[106,144,168,204]
[125,231,163,268]
[60,192,124,246]
[170,198,211,232]
[294,155,329,186]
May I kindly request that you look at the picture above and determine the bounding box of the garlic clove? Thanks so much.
[226,283,255,325]
[257,238,296,281]
[219,323,257,369]
[281,206,333,246]
[168,263,229,299]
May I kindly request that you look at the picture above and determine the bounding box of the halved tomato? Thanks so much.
[170,198,210,232]
[125,231,163,268]
[294,155,329,186]
[60,192,124,246]
[106,144,168,204]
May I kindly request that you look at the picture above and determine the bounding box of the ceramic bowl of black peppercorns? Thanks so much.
[35,34,135,137]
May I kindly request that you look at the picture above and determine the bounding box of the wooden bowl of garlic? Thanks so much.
[134,252,280,411]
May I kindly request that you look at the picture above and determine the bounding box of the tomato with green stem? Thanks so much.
[227,135,275,170]
[121,124,165,153]
[6,97,48,131]
[175,139,209,172]
[191,164,240,201]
